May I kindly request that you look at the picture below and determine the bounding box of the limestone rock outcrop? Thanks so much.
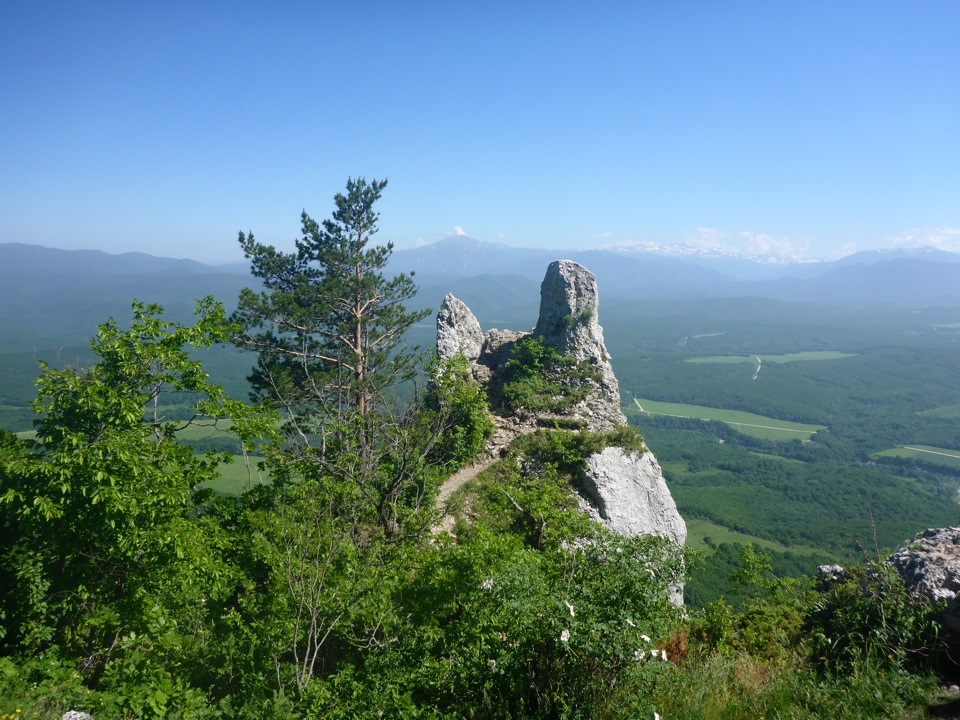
[534,261,624,428]
[888,527,960,632]
[438,260,626,432]
[435,260,685,579]
[437,293,485,362]
[578,446,687,548]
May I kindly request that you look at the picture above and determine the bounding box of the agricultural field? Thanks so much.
[686,350,857,364]
[201,454,271,495]
[874,444,960,471]
[630,397,825,440]
[684,517,825,557]
[918,403,960,419]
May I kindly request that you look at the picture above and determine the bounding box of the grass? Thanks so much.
[686,351,858,364]
[201,454,270,495]
[653,653,937,720]
[633,398,825,441]
[874,444,960,470]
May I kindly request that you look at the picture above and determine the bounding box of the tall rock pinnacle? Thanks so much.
[534,260,624,428]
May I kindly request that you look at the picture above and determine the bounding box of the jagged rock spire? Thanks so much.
[437,293,484,362]
[533,260,623,426]
[434,261,685,600]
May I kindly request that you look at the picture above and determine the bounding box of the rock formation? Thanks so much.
[437,259,626,431]
[436,293,485,362]
[436,260,686,600]
[888,527,960,633]
[579,447,687,548]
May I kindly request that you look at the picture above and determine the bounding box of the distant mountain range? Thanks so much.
[2,238,959,353]
[395,236,960,310]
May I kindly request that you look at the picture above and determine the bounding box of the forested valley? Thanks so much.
[2,181,960,718]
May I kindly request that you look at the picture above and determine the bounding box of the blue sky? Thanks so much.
[2,1,958,263]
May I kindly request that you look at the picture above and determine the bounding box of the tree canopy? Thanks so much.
[233,177,429,422]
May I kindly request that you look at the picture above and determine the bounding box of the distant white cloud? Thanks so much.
[593,231,614,239]
[453,225,467,236]
[413,237,429,248]
[687,227,729,248]
[886,226,960,253]
[497,232,505,240]
[827,243,858,260]
[685,227,811,261]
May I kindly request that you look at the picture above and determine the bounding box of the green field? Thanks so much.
[686,351,857,365]
[201,454,270,495]
[874,444,960,470]
[633,398,825,440]
[685,517,828,557]
[918,403,960,418]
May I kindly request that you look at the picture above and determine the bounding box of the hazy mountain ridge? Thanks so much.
[393,237,960,308]
[3,238,959,354]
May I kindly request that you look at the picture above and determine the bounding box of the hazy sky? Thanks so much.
[2,1,958,263]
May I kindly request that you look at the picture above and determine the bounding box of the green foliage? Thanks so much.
[0,300,268,715]
[233,177,429,420]
[500,336,601,416]
[806,563,944,673]
[512,426,647,478]
[328,526,684,719]
[232,178,442,538]
[425,352,494,468]
[471,451,595,550]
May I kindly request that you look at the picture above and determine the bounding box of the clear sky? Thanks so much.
[2,1,958,263]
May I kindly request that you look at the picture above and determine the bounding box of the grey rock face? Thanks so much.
[437,293,485,362]
[816,564,849,592]
[579,447,686,605]
[888,527,960,632]
[534,260,601,356]
[533,260,624,427]
[579,447,687,547]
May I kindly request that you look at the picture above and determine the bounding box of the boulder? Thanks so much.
[888,527,960,632]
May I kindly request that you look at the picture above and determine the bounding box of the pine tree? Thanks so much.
[233,178,437,535]
[234,178,428,424]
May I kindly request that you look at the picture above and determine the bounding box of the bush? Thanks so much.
[499,337,601,416]
[427,353,494,468]
[806,562,945,673]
